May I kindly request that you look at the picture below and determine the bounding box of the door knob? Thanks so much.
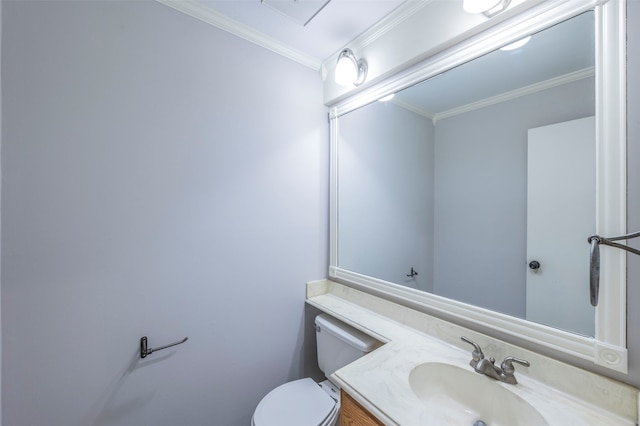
[528,260,541,270]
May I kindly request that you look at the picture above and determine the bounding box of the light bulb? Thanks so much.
[335,54,357,86]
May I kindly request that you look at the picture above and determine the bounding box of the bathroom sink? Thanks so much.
[408,362,549,426]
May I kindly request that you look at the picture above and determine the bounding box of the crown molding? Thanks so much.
[156,0,438,80]
[155,0,322,70]
[337,0,435,58]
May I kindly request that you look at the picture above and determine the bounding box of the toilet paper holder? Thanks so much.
[140,336,188,359]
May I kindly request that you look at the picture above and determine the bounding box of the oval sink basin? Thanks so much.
[409,362,548,426]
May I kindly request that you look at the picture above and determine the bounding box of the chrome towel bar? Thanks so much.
[588,231,640,306]
[140,336,188,359]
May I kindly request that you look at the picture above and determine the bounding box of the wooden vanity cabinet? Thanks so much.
[340,389,384,426]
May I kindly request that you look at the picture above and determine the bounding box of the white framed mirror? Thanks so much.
[328,0,627,372]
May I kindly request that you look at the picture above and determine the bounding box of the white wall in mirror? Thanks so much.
[328,0,627,373]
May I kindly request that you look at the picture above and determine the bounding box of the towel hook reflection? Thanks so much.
[588,231,640,306]
[140,336,188,359]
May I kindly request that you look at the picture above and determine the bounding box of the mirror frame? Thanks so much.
[328,0,627,372]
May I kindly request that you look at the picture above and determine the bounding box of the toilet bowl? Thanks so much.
[251,314,380,426]
[251,378,339,426]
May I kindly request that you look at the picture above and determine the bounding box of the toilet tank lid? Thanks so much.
[315,314,380,353]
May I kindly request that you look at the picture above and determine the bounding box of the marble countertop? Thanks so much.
[306,280,639,425]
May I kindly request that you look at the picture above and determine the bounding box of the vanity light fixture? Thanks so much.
[463,0,511,17]
[500,36,532,51]
[335,48,368,87]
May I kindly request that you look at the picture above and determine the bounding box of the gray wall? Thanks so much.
[1,1,327,425]
[338,101,434,292]
[433,77,595,318]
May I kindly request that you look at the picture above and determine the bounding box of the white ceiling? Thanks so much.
[192,0,406,65]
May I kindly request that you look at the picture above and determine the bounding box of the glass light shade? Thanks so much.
[463,0,501,14]
[335,53,358,86]
[500,36,532,51]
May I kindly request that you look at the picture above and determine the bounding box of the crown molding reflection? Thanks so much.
[389,67,595,125]
[434,66,595,124]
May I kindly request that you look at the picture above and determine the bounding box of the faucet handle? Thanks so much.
[501,356,530,372]
[500,357,530,384]
[461,336,485,368]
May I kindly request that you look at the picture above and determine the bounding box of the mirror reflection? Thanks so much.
[337,12,596,336]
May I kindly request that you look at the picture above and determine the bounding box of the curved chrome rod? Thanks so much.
[140,336,188,359]
[588,231,640,307]
[589,232,640,255]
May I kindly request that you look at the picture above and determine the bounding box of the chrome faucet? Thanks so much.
[461,337,530,384]
[500,356,531,384]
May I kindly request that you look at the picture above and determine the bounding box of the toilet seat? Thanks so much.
[252,378,338,426]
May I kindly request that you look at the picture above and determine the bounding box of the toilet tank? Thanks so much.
[315,314,381,378]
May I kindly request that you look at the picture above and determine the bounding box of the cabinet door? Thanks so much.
[340,389,384,426]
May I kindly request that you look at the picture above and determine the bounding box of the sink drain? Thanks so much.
[473,421,487,426]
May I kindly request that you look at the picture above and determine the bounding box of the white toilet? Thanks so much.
[251,314,380,426]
